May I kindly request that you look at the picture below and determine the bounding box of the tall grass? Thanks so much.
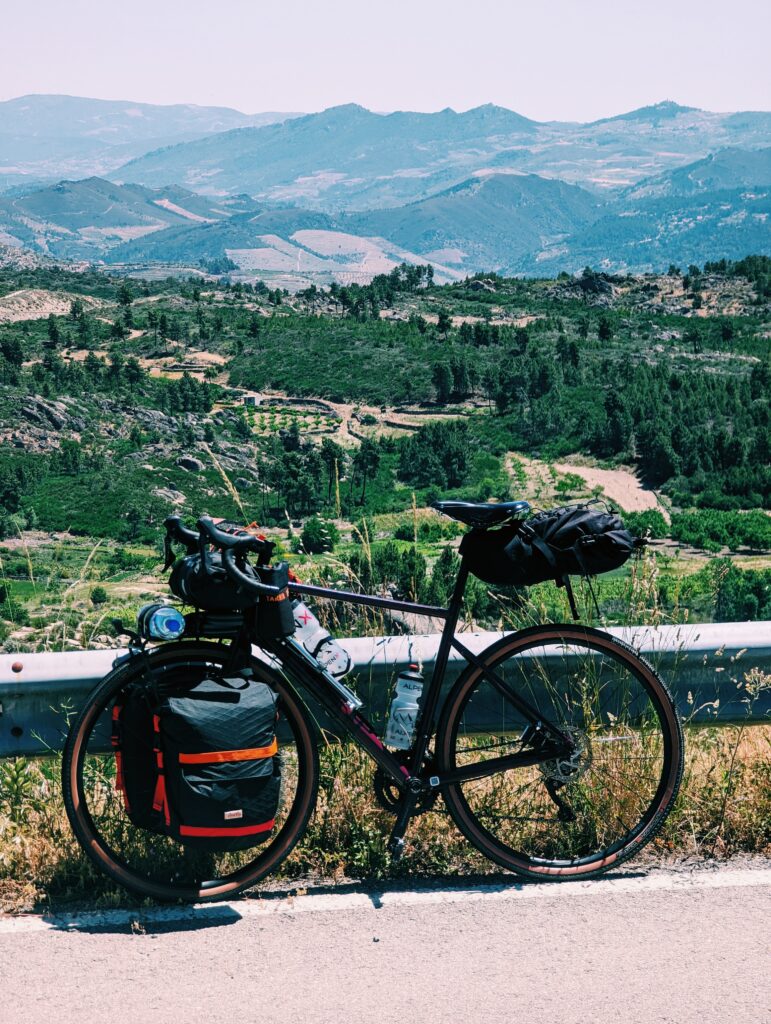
[1,526,768,911]
[1,704,768,913]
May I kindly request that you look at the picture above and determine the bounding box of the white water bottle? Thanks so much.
[384,665,424,749]
[292,599,352,678]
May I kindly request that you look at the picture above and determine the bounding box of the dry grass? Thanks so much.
[1,718,769,914]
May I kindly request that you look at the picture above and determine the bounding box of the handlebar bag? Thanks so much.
[113,674,281,852]
[169,551,259,610]
[460,504,642,586]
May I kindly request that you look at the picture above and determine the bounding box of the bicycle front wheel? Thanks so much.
[62,641,319,902]
[436,625,683,880]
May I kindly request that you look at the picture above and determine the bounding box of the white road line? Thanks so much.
[1,868,769,935]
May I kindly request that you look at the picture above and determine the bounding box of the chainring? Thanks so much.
[373,755,440,815]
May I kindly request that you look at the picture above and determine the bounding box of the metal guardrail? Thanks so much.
[0,622,769,757]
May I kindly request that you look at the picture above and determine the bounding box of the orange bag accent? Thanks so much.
[152,774,171,826]
[179,820,275,838]
[111,704,130,810]
[212,518,268,542]
[178,740,278,764]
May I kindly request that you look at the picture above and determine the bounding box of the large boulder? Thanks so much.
[176,455,204,472]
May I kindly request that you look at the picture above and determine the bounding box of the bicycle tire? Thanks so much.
[62,641,319,902]
[436,624,684,880]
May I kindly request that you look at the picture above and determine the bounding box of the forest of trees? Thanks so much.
[0,258,768,550]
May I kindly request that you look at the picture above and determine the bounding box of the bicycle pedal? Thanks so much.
[387,836,405,861]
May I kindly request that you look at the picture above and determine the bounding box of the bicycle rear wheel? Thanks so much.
[436,625,683,880]
[62,641,318,902]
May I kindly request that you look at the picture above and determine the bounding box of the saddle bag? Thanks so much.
[112,674,281,852]
[460,504,642,587]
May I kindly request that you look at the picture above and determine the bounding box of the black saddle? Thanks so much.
[431,500,530,529]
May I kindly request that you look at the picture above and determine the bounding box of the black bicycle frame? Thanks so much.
[261,559,572,795]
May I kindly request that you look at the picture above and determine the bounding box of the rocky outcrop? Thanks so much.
[20,395,87,432]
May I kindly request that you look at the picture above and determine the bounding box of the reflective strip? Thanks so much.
[179,820,275,838]
[178,739,277,764]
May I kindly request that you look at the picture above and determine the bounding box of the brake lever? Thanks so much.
[163,515,200,567]
[111,618,145,650]
[163,532,176,571]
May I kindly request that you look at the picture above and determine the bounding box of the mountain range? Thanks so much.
[0,95,768,279]
[112,100,771,211]
[0,94,301,188]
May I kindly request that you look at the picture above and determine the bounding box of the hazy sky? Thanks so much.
[2,0,769,120]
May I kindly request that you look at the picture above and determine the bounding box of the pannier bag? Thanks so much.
[460,504,643,587]
[112,674,281,852]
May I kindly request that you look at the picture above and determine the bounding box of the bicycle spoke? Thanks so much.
[439,628,682,876]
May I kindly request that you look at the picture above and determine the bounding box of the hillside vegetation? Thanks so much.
[0,257,768,653]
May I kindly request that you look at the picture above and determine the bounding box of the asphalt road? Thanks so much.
[1,865,769,1024]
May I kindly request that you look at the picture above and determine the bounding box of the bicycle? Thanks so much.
[62,501,684,902]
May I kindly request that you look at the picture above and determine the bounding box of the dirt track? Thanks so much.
[510,454,669,517]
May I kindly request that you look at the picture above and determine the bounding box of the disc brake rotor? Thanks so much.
[538,726,592,783]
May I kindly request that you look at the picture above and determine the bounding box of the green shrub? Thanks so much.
[300,517,339,554]
[623,510,669,539]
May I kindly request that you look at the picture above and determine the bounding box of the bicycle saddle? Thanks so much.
[431,500,530,529]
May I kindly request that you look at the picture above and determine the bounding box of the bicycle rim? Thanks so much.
[437,626,683,880]
[63,642,318,902]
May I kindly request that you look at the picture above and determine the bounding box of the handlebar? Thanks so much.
[221,547,287,597]
[164,515,200,551]
[196,516,273,559]
[164,514,282,596]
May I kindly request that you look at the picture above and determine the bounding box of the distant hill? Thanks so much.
[347,173,601,271]
[2,109,769,279]
[113,100,771,209]
[518,188,771,276]
[7,153,764,279]
[106,207,334,264]
[104,206,466,286]
[514,147,771,274]
[113,103,539,210]
[0,177,261,258]
[0,94,302,183]
[624,146,771,200]
[588,100,699,125]
[104,171,600,277]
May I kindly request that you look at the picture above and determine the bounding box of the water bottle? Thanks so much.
[138,603,186,640]
[384,665,424,749]
[292,599,352,678]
